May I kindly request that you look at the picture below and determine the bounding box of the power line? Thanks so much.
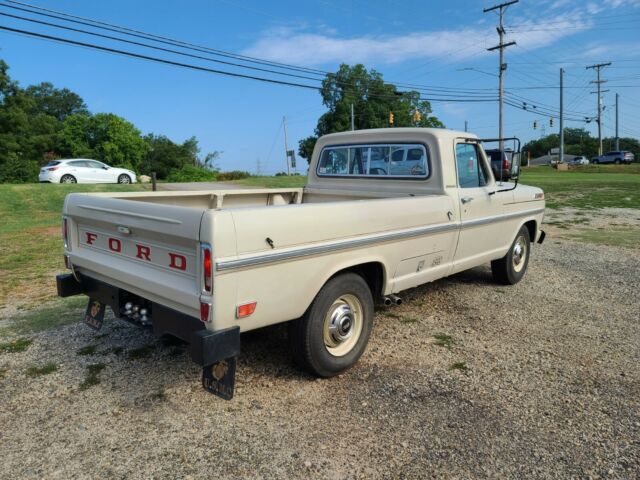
[484,0,518,150]
[586,62,611,155]
[0,24,499,104]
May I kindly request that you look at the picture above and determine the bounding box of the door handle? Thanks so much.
[461,196,474,204]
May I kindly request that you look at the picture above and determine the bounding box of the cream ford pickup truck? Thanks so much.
[57,128,545,399]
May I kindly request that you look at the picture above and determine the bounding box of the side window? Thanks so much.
[68,161,88,167]
[87,161,104,168]
[318,144,429,178]
[456,143,488,188]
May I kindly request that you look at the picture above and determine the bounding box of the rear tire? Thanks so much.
[614,159,621,165]
[60,174,76,184]
[491,226,531,285]
[592,160,598,164]
[288,273,374,377]
[117,174,131,184]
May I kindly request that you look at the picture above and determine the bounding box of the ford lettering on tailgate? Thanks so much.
[79,227,196,276]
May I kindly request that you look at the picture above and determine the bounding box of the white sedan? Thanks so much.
[39,159,137,184]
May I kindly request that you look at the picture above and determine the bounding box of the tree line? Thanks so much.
[0,59,218,183]
[523,128,639,159]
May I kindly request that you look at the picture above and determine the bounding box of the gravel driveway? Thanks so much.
[1,237,638,479]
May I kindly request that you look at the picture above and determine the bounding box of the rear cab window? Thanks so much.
[317,143,430,179]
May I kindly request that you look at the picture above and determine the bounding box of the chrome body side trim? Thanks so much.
[215,207,544,272]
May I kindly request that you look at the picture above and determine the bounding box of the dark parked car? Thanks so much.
[591,151,634,164]
[485,149,512,181]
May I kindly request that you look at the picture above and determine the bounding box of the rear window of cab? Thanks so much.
[317,144,430,179]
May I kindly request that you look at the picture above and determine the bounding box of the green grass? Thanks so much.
[0,337,33,353]
[0,183,145,308]
[567,228,640,249]
[232,175,307,188]
[1,297,87,335]
[79,363,105,390]
[25,362,58,377]
[127,344,154,360]
[520,166,640,209]
[77,344,99,356]
[433,333,455,350]
[450,362,469,373]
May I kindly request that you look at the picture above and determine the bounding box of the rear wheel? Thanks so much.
[117,174,131,184]
[60,174,76,184]
[491,226,531,285]
[614,159,621,165]
[289,273,374,377]
[592,160,598,164]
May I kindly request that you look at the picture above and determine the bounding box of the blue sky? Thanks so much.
[1,0,639,173]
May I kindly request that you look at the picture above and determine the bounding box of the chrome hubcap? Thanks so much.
[512,235,527,273]
[323,294,363,357]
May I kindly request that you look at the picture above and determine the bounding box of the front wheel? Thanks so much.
[117,174,131,184]
[614,159,621,165]
[491,226,531,285]
[288,273,374,377]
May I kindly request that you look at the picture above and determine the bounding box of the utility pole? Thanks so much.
[351,104,355,131]
[484,0,518,152]
[615,93,619,151]
[559,68,564,164]
[283,116,290,176]
[586,62,611,156]
[464,120,468,132]
[256,157,262,176]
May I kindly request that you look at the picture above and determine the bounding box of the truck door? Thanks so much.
[452,142,504,272]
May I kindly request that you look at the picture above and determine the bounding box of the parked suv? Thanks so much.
[485,149,511,181]
[591,151,634,164]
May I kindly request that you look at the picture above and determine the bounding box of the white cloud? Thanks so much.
[241,0,635,68]
[242,15,590,67]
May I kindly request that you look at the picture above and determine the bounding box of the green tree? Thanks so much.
[56,113,149,170]
[24,82,88,121]
[299,64,444,163]
[139,134,200,178]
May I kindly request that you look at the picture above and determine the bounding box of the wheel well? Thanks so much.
[330,262,385,300]
[523,220,536,242]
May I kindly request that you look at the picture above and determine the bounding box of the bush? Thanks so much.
[165,165,217,183]
[217,170,251,181]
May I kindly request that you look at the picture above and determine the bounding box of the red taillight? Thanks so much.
[201,244,212,293]
[200,301,211,323]
[47,166,59,171]
[62,217,69,249]
[236,302,257,318]
[503,159,509,170]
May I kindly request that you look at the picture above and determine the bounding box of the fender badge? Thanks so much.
[117,226,131,235]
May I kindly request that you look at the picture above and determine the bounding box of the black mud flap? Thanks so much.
[84,298,106,330]
[537,229,546,244]
[202,357,237,400]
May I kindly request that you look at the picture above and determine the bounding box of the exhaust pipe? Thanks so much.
[389,294,402,306]
[383,296,393,306]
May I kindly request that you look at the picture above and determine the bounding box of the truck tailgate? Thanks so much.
[64,193,206,316]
